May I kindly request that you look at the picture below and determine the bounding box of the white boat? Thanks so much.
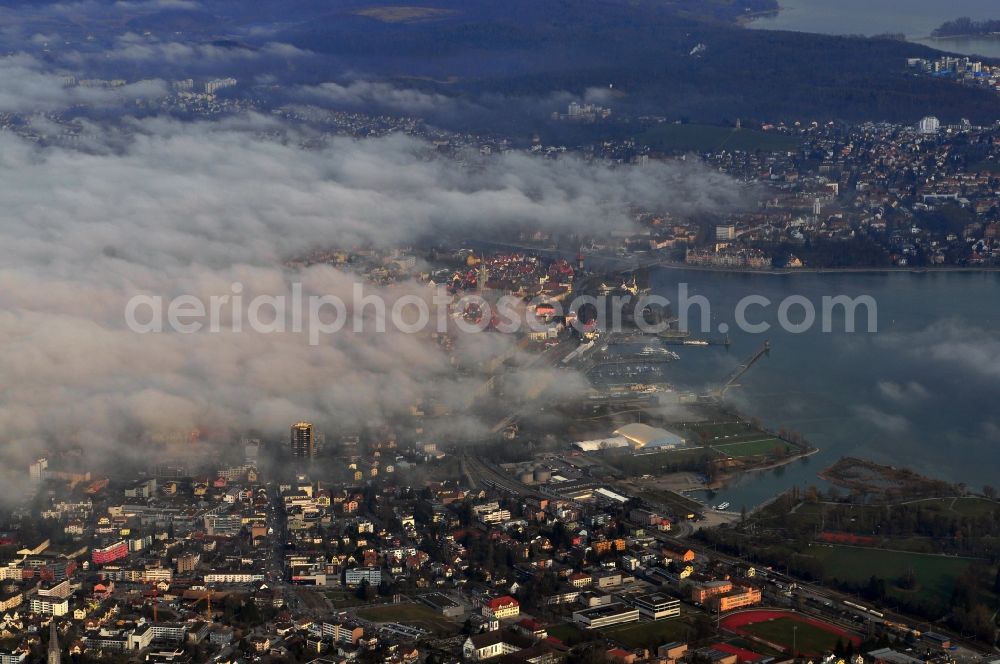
[637,347,680,360]
[627,383,671,393]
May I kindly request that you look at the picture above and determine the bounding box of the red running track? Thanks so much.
[712,642,766,662]
[720,609,862,647]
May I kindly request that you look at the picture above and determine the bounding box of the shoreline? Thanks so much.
[738,1,999,42]
[685,444,819,518]
[701,397,823,512]
[736,8,781,27]
[710,435,820,499]
[644,260,1000,275]
[472,240,1000,276]
[674,401,820,512]
[926,33,1000,41]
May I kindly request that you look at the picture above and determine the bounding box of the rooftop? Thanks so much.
[613,423,685,448]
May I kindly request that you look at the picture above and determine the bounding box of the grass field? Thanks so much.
[606,447,719,475]
[762,496,1000,536]
[296,588,330,612]
[741,617,846,655]
[603,617,694,649]
[810,544,980,608]
[682,421,799,458]
[600,417,800,482]
[728,636,785,658]
[721,610,858,657]
[713,438,791,458]
[639,124,802,153]
[547,622,589,645]
[604,421,798,476]
[355,603,460,636]
[908,496,1000,518]
[323,588,367,609]
[681,421,753,439]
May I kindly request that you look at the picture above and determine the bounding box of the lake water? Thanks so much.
[650,268,1000,510]
[749,0,1000,58]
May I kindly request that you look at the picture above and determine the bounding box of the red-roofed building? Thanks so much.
[607,648,636,664]
[483,595,520,620]
[514,618,547,639]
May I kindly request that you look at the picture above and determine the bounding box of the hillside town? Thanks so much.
[4,68,1000,272]
[3,8,1000,663]
[0,429,970,664]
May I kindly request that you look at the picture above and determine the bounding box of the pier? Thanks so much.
[604,331,731,347]
[711,340,770,398]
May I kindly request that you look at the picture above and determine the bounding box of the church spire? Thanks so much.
[477,255,489,291]
[48,620,60,664]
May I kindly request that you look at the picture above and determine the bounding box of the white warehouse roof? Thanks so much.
[613,423,685,449]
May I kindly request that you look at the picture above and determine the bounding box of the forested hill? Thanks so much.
[277,0,1000,127]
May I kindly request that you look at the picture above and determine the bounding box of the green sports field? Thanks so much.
[741,617,846,655]
[810,544,981,608]
[713,438,791,458]
[603,617,695,649]
[681,420,754,440]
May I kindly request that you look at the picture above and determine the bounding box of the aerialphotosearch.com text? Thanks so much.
[125,282,878,345]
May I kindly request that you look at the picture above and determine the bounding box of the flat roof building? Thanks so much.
[625,592,681,620]
[613,423,686,449]
[573,603,640,629]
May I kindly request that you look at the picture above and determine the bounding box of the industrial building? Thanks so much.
[573,436,631,452]
[574,424,686,452]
